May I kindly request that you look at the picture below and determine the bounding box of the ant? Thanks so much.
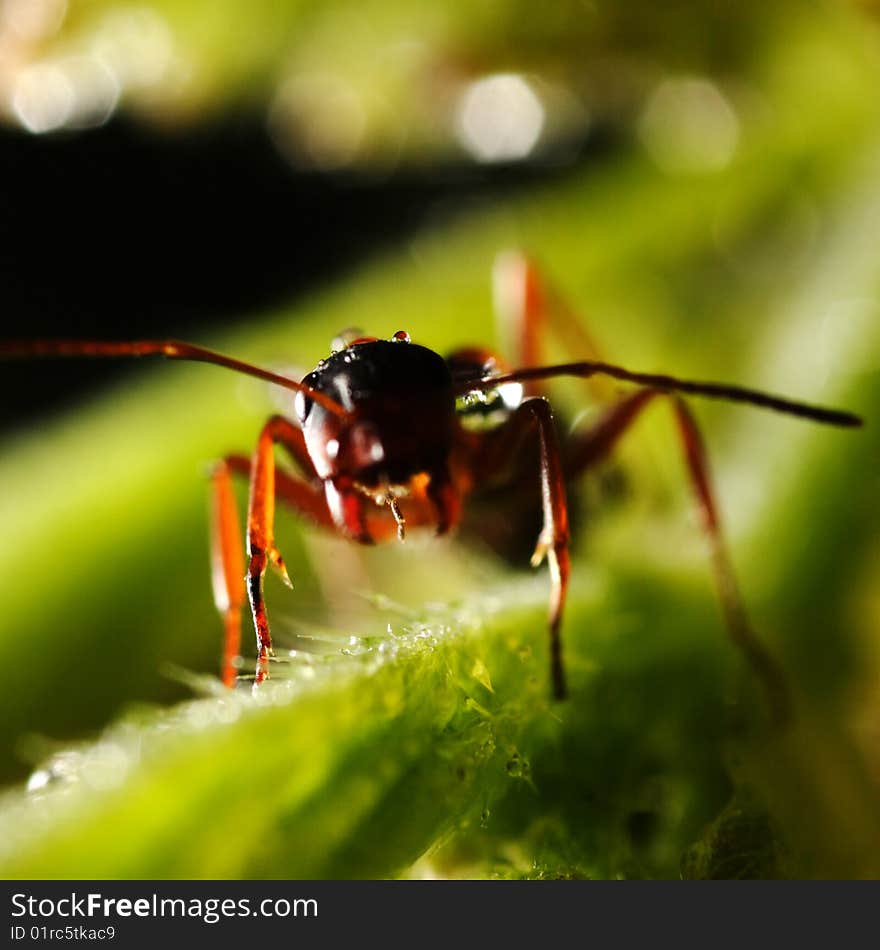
[0,253,862,721]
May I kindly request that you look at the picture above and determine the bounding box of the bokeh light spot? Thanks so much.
[639,76,739,173]
[455,73,545,164]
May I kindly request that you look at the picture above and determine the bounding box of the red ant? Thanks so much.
[0,254,862,721]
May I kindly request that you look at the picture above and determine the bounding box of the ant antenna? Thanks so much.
[0,339,351,419]
[460,360,862,428]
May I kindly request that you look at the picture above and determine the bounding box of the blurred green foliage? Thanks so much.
[0,0,879,878]
[6,0,869,164]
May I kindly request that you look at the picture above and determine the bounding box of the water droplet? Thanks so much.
[392,330,411,343]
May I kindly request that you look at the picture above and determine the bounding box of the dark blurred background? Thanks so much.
[0,116,612,434]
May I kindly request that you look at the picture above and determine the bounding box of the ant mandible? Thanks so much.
[0,253,862,721]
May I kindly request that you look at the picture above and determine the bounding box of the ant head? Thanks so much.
[296,333,455,486]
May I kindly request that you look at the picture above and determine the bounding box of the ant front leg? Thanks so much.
[210,461,246,687]
[211,415,333,687]
[567,390,792,726]
[478,397,571,700]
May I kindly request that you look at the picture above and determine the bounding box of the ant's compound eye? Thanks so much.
[391,330,411,343]
[294,390,313,424]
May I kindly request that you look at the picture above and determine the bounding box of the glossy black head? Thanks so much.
[297,334,456,486]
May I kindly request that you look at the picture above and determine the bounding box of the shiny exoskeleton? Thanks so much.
[297,335,461,540]
[0,255,862,715]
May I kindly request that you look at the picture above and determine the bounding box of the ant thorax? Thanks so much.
[455,381,524,431]
[445,346,524,432]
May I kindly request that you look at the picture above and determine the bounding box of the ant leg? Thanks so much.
[222,415,335,686]
[212,423,321,684]
[248,416,301,683]
[210,461,247,687]
[223,416,320,490]
[224,454,332,527]
[564,390,657,473]
[426,469,462,537]
[567,389,792,725]
[212,450,335,686]
[493,250,612,401]
[479,397,571,699]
